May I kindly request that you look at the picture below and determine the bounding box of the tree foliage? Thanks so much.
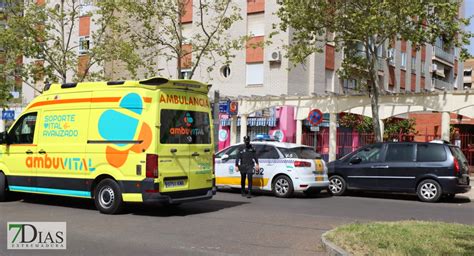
[277,0,471,142]
[0,0,137,90]
[339,113,416,138]
[111,0,245,80]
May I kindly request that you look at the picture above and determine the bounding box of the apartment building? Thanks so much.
[9,0,468,147]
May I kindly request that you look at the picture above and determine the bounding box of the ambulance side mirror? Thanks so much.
[221,154,229,161]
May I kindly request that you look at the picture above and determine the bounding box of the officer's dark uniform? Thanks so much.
[235,136,259,198]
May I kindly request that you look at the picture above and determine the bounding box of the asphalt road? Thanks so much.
[0,190,473,256]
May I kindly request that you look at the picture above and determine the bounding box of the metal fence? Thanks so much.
[302,131,474,166]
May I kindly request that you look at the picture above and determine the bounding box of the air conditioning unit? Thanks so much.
[431,63,438,72]
[268,51,281,62]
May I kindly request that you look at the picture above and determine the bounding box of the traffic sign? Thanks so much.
[219,101,229,113]
[228,101,238,115]
[307,109,323,126]
[2,110,15,120]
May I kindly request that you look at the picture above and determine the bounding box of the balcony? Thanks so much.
[433,46,454,64]
[433,78,453,90]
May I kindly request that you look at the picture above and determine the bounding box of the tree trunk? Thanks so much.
[366,42,383,142]
[177,57,182,79]
[370,81,383,142]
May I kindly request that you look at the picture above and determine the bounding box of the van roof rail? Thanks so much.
[61,82,77,89]
[139,77,169,86]
[107,81,125,86]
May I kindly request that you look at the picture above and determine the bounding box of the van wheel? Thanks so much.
[272,175,294,198]
[329,175,346,196]
[94,179,124,214]
[417,179,442,202]
[0,172,7,202]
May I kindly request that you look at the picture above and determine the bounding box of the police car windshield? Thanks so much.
[277,147,321,159]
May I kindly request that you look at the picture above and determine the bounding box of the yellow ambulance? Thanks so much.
[0,77,216,214]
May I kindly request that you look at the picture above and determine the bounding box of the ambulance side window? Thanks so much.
[9,112,37,144]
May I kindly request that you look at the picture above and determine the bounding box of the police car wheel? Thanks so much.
[94,178,124,214]
[272,175,294,198]
[0,172,7,202]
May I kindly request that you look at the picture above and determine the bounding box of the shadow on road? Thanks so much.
[130,199,248,217]
[16,193,249,216]
[19,193,97,210]
[342,191,472,204]
[217,187,334,199]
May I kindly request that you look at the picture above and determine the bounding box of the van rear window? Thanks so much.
[449,146,468,163]
[160,109,211,144]
[417,144,447,162]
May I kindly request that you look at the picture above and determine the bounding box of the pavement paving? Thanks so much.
[0,190,473,256]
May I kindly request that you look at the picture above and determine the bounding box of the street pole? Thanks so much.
[213,90,220,152]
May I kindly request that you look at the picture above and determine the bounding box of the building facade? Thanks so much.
[10,0,471,154]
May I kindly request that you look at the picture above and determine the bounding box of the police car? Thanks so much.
[215,141,329,197]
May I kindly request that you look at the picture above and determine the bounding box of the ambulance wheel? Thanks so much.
[94,178,124,214]
[272,175,294,198]
[0,172,7,202]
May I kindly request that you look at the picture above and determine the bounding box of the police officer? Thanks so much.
[235,136,259,198]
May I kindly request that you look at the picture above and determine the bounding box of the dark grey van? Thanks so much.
[327,142,471,202]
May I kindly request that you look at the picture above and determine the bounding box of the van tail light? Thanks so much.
[212,153,216,175]
[453,158,460,176]
[146,154,159,178]
[294,161,311,167]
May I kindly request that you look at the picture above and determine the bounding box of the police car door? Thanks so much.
[252,144,279,190]
[215,145,241,188]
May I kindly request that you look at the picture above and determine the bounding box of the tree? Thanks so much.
[0,0,138,90]
[112,0,244,80]
[277,0,471,142]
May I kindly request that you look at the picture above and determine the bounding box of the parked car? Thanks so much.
[327,142,471,202]
[215,142,329,197]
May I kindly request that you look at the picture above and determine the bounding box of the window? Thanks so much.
[401,52,407,68]
[254,145,279,159]
[160,110,211,144]
[9,113,37,144]
[79,36,90,55]
[387,48,395,65]
[385,144,415,162]
[411,56,416,73]
[343,79,357,90]
[180,69,192,79]
[247,13,264,37]
[449,146,468,164]
[417,144,446,162]
[79,0,93,16]
[220,65,231,78]
[278,147,321,159]
[246,63,264,85]
[421,61,426,75]
[218,146,242,160]
[349,145,382,163]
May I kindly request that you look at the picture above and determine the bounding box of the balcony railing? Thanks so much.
[433,46,454,63]
[433,78,453,90]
